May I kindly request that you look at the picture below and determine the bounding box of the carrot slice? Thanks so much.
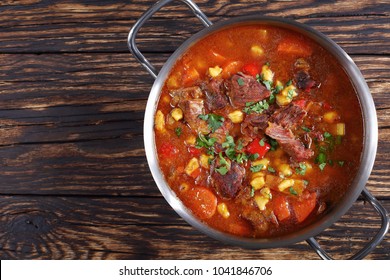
[273,195,291,221]
[184,187,217,220]
[277,37,312,57]
[221,61,243,79]
[293,192,317,223]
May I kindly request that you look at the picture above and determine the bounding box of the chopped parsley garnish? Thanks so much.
[215,152,230,175]
[256,74,262,83]
[250,164,264,173]
[269,138,278,151]
[287,89,295,100]
[236,153,249,164]
[259,138,266,147]
[301,126,311,132]
[250,187,255,197]
[296,162,307,175]
[285,79,293,86]
[338,160,345,167]
[273,84,284,94]
[198,113,224,132]
[243,100,269,114]
[316,152,327,164]
[268,92,276,104]
[319,162,327,171]
[324,131,332,139]
[249,153,260,161]
[303,180,309,186]
[268,166,276,173]
[216,166,228,175]
[237,78,245,86]
[263,80,273,91]
[236,139,244,151]
[174,127,182,137]
[289,187,298,196]
[222,135,235,149]
[195,134,217,149]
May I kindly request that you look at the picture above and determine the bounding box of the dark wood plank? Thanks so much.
[0,54,388,108]
[0,54,389,197]
[0,1,388,54]
[0,195,388,259]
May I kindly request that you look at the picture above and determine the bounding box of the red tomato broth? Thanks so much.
[154,24,363,238]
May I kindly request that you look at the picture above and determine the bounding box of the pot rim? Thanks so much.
[143,15,378,248]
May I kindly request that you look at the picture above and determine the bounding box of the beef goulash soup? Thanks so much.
[154,24,363,238]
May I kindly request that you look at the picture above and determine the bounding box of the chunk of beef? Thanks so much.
[241,113,269,139]
[295,70,318,92]
[170,86,203,107]
[265,122,314,161]
[211,161,245,199]
[169,86,209,133]
[270,103,307,129]
[241,208,269,233]
[202,79,228,111]
[179,99,209,134]
[227,73,270,107]
[210,119,233,144]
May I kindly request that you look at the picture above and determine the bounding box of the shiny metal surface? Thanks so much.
[130,0,388,254]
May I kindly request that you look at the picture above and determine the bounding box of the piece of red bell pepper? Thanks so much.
[246,138,271,158]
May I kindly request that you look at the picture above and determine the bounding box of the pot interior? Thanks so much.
[144,16,378,248]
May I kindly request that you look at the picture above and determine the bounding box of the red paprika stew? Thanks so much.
[154,24,363,238]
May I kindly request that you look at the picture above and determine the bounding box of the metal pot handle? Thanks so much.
[127,0,212,79]
[306,187,389,259]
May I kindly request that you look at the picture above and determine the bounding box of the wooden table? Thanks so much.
[0,0,388,260]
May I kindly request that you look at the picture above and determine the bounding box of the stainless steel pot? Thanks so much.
[128,0,389,259]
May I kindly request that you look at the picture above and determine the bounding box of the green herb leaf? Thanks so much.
[216,166,229,175]
[338,160,345,167]
[289,187,298,196]
[269,138,278,151]
[256,74,262,83]
[287,89,295,100]
[250,164,264,173]
[273,84,284,94]
[303,180,309,186]
[296,162,307,175]
[174,127,182,137]
[324,131,332,139]
[250,187,255,197]
[259,138,266,147]
[316,153,327,164]
[222,135,234,149]
[237,78,245,86]
[301,126,311,132]
[268,92,276,104]
[196,134,217,149]
[198,113,224,132]
[319,162,326,171]
[263,80,273,91]
[237,139,244,151]
[218,152,228,166]
[249,153,259,161]
[243,100,269,114]
[268,166,276,173]
[285,79,293,86]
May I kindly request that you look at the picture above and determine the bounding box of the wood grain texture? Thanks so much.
[0,1,388,54]
[0,0,389,260]
[0,196,388,259]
